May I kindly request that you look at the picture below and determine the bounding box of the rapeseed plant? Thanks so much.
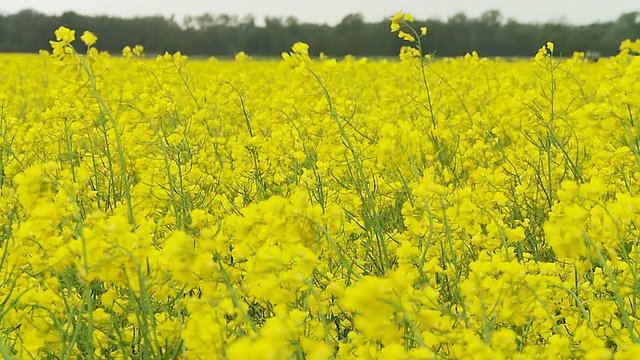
[0,11,639,359]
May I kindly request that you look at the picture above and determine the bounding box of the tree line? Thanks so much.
[0,9,639,57]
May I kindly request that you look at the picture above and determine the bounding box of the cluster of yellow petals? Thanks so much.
[0,21,639,359]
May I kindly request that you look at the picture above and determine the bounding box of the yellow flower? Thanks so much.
[80,31,97,46]
[390,10,404,23]
[398,31,416,42]
[49,40,67,57]
[282,42,311,71]
[390,10,404,32]
[235,51,250,62]
[133,44,144,56]
[54,26,75,43]
[546,41,555,53]
[122,45,133,58]
[292,42,310,57]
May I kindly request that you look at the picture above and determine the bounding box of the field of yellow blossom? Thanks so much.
[1,12,640,359]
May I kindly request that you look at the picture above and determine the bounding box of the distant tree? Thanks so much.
[0,9,639,57]
[337,14,365,33]
[195,14,215,29]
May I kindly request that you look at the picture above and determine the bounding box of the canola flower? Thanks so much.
[0,10,639,359]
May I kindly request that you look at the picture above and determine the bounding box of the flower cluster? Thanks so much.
[0,18,639,359]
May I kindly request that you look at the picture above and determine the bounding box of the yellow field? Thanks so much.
[1,14,640,359]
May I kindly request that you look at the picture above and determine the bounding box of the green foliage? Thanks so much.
[0,9,639,57]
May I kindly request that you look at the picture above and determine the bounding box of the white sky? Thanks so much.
[1,0,638,25]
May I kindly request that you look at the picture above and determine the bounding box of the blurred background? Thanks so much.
[0,0,638,57]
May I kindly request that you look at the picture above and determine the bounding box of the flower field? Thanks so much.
[1,12,640,359]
